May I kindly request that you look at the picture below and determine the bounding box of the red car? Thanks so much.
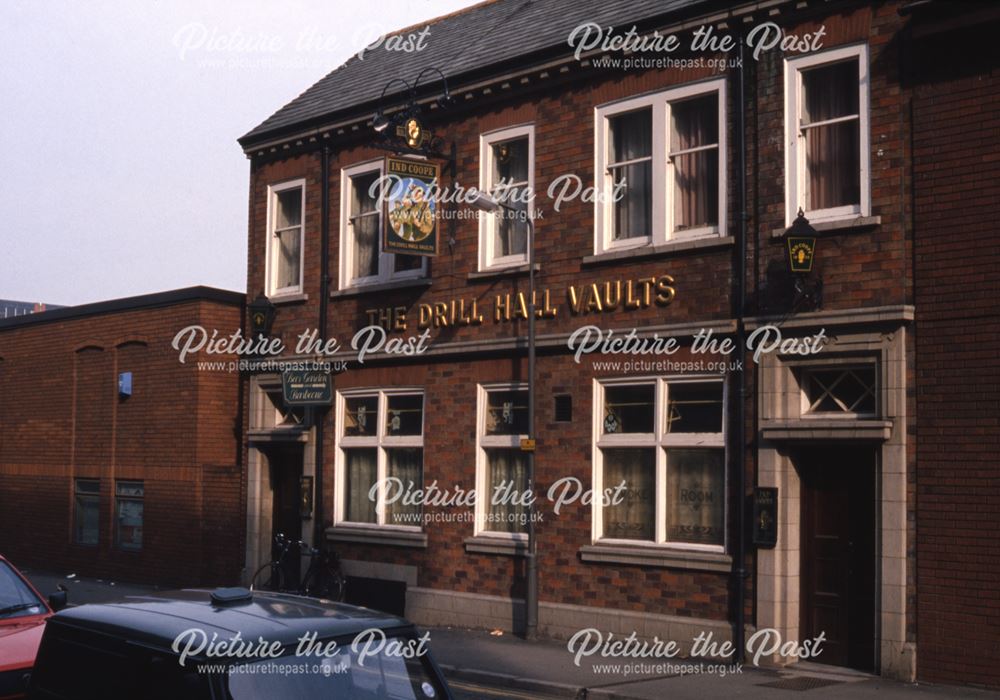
[0,557,65,700]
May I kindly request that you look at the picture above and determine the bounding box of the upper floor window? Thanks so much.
[593,378,725,549]
[595,79,726,255]
[785,44,870,224]
[339,160,425,288]
[265,179,305,297]
[478,125,534,270]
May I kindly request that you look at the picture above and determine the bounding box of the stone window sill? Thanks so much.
[760,419,893,441]
[330,278,432,299]
[464,536,527,556]
[579,544,731,572]
[326,526,427,548]
[770,215,881,239]
[467,263,539,281]
[582,236,734,266]
[271,292,309,305]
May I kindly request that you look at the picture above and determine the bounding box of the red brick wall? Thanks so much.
[244,3,917,627]
[0,297,244,587]
[911,20,1000,688]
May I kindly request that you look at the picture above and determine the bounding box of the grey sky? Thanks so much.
[1,0,471,306]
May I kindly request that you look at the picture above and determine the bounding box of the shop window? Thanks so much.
[476,385,530,537]
[594,378,725,548]
[802,365,877,416]
[479,125,534,270]
[785,44,870,224]
[594,79,727,255]
[73,479,100,546]
[339,161,424,288]
[115,481,144,551]
[265,179,305,297]
[336,390,424,528]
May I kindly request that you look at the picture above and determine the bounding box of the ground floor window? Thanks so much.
[477,385,529,537]
[594,378,725,549]
[336,389,424,528]
[115,481,144,551]
[73,479,100,545]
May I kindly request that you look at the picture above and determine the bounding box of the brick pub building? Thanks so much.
[236,0,1000,687]
[0,287,245,587]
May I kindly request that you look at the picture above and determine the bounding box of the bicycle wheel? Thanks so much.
[251,562,284,592]
[306,564,346,601]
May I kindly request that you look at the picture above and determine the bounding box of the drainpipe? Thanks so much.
[733,30,749,662]
[315,145,331,545]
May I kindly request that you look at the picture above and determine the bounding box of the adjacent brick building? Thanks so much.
[0,287,245,587]
[232,0,999,688]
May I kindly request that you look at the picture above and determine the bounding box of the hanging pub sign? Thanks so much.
[383,156,439,257]
[281,369,333,407]
[752,486,779,549]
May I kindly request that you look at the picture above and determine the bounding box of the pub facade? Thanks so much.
[237,0,1000,688]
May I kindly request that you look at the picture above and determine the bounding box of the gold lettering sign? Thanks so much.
[364,274,676,332]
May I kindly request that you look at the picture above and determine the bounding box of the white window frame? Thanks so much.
[478,124,535,271]
[591,376,726,552]
[264,178,306,297]
[799,362,879,419]
[594,78,727,256]
[333,388,424,530]
[339,159,427,289]
[475,383,529,541]
[784,43,870,226]
[249,375,305,431]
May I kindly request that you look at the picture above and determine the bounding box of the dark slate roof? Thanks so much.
[240,0,709,147]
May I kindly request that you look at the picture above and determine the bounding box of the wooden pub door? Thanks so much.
[799,446,878,672]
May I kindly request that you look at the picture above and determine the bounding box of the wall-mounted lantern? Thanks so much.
[783,209,823,310]
[786,209,817,274]
[371,68,455,162]
[248,294,277,337]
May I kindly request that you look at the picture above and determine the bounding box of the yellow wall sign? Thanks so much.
[787,236,816,273]
[364,274,677,332]
[384,157,439,257]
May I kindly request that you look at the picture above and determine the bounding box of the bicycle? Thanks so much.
[250,533,346,602]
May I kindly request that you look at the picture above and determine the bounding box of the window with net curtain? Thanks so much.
[490,136,530,260]
[597,380,725,547]
[597,80,725,253]
[670,93,720,231]
[801,58,861,211]
[608,108,652,241]
[479,388,529,535]
[347,171,421,284]
[340,392,423,527]
[271,185,302,293]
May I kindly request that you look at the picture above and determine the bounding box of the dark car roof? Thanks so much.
[48,589,412,657]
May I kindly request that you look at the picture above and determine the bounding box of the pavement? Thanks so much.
[20,570,998,700]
